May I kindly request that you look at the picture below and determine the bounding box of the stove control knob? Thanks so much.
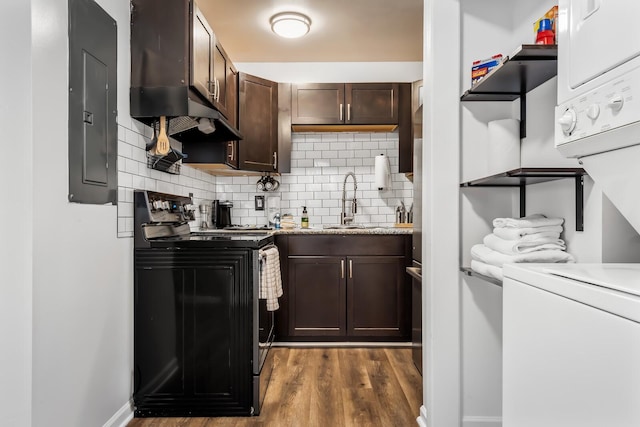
[153,200,163,210]
[162,201,171,210]
[184,204,195,212]
[558,108,577,135]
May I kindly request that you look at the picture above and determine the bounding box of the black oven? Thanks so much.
[133,190,276,417]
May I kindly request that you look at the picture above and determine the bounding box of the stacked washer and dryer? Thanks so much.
[503,0,640,426]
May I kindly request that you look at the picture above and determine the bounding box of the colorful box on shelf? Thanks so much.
[471,54,503,86]
[533,5,558,45]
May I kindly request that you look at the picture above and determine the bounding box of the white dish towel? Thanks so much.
[493,225,562,240]
[259,246,283,311]
[470,260,504,281]
[471,243,575,268]
[493,213,564,229]
[483,233,566,255]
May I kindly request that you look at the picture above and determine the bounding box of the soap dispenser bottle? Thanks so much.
[301,206,309,228]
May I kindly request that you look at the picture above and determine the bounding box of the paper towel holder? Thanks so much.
[375,153,391,191]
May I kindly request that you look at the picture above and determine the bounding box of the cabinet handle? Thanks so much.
[349,259,353,278]
[215,79,220,102]
[341,260,345,279]
[207,80,215,99]
[273,151,277,169]
[339,103,344,121]
[347,103,351,122]
[228,142,234,161]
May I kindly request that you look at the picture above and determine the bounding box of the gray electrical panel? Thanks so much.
[68,0,117,204]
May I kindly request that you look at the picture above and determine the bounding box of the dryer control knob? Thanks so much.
[558,109,577,135]
[586,104,600,120]
[608,95,624,112]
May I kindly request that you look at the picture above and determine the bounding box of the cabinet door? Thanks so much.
[225,66,239,168]
[398,81,419,173]
[238,73,278,171]
[347,256,408,337]
[134,267,187,401]
[291,83,345,124]
[345,83,399,125]
[212,39,230,118]
[190,263,251,406]
[191,2,214,103]
[288,256,346,336]
[345,83,399,124]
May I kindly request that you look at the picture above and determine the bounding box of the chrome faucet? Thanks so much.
[341,172,358,225]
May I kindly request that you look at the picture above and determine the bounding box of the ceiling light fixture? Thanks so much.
[270,12,311,39]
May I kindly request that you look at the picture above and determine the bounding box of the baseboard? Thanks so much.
[103,400,134,427]
[416,405,428,427]
[462,415,502,427]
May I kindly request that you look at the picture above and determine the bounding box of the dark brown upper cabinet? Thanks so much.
[238,73,279,172]
[398,80,422,174]
[291,83,400,125]
[212,40,233,119]
[191,2,215,104]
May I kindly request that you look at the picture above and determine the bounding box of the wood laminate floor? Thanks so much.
[128,347,422,427]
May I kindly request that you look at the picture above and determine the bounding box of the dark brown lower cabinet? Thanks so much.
[276,234,411,342]
[288,256,346,337]
[348,256,406,337]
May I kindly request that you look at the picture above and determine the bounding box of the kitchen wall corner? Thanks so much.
[116,118,217,237]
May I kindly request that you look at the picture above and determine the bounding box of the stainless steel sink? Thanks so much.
[322,224,366,229]
[321,224,390,229]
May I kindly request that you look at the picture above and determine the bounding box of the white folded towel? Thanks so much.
[259,246,283,311]
[483,233,566,255]
[471,243,575,268]
[493,226,562,240]
[470,260,504,281]
[493,214,564,229]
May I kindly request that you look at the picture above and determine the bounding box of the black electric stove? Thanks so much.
[133,190,275,417]
[134,190,273,249]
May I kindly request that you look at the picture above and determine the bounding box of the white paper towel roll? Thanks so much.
[487,119,521,175]
[375,154,391,190]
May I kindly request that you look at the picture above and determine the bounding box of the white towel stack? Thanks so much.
[470,214,575,281]
[259,246,284,311]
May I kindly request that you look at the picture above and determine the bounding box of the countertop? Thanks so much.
[275,226,412,235]
[195,226,412,236]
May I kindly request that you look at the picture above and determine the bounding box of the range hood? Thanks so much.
[130,86,243,143]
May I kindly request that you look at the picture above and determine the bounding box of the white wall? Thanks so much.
[0,2,33,426]
[419,0,461,426]
[216,132,412,227]
[29,1,133,425]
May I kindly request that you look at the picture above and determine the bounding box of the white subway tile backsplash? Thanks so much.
[321,134,338,142]
[117,127,412,233]
[116,121,218,238]
[227,133,414,227]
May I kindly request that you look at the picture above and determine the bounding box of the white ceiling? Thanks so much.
[198,0,423,63]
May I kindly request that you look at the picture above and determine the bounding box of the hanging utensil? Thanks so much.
[156,115,170,155]
[145,120,158,154]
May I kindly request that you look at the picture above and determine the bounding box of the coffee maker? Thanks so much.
[212,200,233,229]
